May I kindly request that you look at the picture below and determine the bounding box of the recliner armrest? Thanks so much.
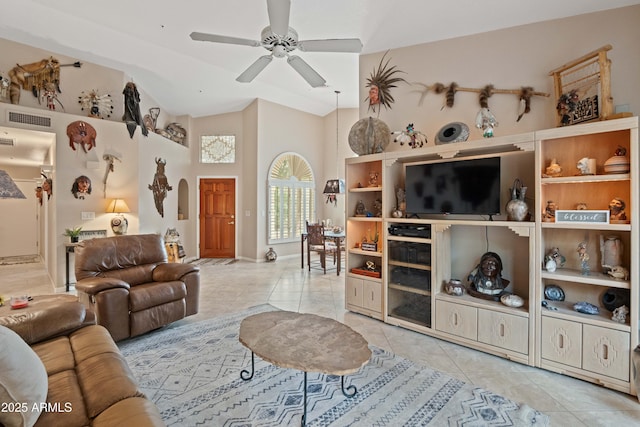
[76,277,130,295]
[152,263,199,282]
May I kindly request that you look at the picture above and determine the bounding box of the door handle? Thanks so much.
[228,221,235,225]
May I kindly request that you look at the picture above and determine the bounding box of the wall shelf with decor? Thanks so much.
[344,116,639,396]
[534,116,638,395]
[345,154,385,320]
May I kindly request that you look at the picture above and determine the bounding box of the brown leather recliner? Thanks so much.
[74,233,199,342]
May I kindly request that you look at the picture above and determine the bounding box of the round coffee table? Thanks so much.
[239,311,371,426]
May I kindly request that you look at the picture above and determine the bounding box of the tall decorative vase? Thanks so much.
[505,178,529,221]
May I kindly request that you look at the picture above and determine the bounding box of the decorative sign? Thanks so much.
[555,210,609,224]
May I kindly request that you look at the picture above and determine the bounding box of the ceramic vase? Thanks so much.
[506,179,529,221]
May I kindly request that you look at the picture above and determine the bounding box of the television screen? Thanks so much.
[405,157,501,216]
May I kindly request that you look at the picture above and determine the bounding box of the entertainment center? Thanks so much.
[344,116,638,395]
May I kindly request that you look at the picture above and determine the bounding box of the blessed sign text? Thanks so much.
[555,210,609,224]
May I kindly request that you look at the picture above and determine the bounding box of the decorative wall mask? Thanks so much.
[35,186,43,205]
[67,121,97,153]
[148,158,172,217]
[78,89,113,119]
[365,51,406,115]
[122,82,148,138]
[71,175,92,199]
[41,174,52,200]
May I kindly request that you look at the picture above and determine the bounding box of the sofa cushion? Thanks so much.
[129,281,187,312]
[0,325,48,427]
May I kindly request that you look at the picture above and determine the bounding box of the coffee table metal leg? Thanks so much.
[301,371,307,426]
[341,375,357,397]
[240,351,254,380]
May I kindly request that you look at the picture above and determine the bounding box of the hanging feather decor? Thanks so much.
[517,86,534,122]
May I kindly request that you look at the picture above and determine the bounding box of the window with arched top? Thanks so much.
[268,153,316,243]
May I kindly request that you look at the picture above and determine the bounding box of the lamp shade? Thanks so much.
[0,170,26,199]
[322,179,345,195]
[106,198,130,213]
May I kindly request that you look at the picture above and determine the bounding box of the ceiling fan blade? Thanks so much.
[236,55,273,83]
[287,55,326,87]
[267,0,290,36]
[190,31,261,47]
[297,38,363,53]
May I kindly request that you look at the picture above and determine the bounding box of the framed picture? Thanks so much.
[79,229,107,241]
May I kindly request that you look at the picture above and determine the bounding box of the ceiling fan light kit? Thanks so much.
[190,0,361,87]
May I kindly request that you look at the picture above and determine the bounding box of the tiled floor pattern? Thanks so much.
[2,257,639,426]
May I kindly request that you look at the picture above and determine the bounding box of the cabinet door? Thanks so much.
[346,277,364,308]
[435,300,477,340]
[582,324,630,382]
[477,309,528,354]
[541,317,582,369]
[362,279,382,313]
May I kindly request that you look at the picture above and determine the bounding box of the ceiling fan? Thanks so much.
[190,0,362,87]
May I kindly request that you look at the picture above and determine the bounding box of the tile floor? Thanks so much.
[2,257,639,426]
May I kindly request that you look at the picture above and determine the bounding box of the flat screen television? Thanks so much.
[405,157,501,216]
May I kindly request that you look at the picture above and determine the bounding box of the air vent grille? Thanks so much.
[7,111,52,128]
[0,137,15,146]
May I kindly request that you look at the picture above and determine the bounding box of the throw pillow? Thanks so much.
[0,325,48,427]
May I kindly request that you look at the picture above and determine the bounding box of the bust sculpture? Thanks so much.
[467,251,510,300]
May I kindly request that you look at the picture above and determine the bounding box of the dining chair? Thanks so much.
[306,221,338,274]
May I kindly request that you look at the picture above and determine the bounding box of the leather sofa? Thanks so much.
[0,295,164,427]
[74,234,200,342]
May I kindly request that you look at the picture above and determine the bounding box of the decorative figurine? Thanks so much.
[607,266,629,280]
[392,123,427,148]
[467,251,510,300]
[576,202,588,210]
[576,157,596,175]
[71,175,92,199]
[368,171,379,187]
[542,200,557,222]
[600,235,623,274]
[444,279,464,296]
[612,305,629,323]
[573,301,599,315]
[373,198,383,217]
[544,247,566,272]
[577,241,590,275]
[355,200,366,216]
[148,157,172,217]
[544,158,563,177]
[609,197,628,222]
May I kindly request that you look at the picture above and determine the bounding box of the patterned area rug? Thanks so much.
[190,258,238,266]
[119,305,549,426]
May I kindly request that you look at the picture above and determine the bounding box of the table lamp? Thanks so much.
[107,198,130,235]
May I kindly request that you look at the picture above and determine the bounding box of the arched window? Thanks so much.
[268,153,315,243]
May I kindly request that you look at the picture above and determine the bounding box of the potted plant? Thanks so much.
[64,226,83,243]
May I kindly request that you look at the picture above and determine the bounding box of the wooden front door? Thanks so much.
[199,178,236,258]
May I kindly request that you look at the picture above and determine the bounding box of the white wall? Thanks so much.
[359,5,640,145]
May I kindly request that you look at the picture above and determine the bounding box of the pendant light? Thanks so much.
[323,90,345,205]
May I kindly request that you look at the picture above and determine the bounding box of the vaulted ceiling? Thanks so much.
[2,0,638,118]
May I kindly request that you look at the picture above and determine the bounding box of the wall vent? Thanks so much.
[7,111,52,128]
[0,137,15,146]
